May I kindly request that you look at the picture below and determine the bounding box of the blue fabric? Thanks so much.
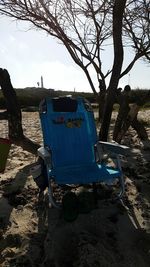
[39,97,121,185]
[41,112,95,167]
[50,163,121,184]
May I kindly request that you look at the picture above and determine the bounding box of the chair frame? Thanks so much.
[37,96,130,208]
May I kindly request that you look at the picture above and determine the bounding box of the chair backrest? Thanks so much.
[39,97,97,168]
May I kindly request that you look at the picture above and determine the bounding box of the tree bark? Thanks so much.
[99,0,127,141]
[97,91,106,122]
[0,68,40,154]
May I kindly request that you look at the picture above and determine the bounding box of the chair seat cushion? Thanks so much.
[49,163,122,184]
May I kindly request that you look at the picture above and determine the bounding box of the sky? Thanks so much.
[0,16,149,92]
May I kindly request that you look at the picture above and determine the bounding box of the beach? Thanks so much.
[0,110,150,267]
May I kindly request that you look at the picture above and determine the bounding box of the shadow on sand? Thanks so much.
[0,162,150,267]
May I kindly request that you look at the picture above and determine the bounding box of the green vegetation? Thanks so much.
[0,87,95,109]
[130,89,150,107]
[0,87,149,110]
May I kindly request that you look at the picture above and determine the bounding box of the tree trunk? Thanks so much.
[0,68,40,154]
[99,0,127,141]
[97,91,106,122]
[99,92,114,141]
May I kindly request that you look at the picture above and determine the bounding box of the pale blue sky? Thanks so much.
[0,16,149,92]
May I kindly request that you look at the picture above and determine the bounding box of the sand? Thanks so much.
[0,111,150,267]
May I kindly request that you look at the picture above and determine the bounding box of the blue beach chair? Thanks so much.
[36,96,129,208]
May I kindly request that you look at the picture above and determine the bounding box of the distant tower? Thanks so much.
[41,76,44,88]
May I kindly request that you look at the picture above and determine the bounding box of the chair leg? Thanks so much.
[48,179,61,209]
[46,166,61,209]
[116,155,125,199]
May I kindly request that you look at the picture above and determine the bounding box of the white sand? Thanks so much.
[0,111,150,267]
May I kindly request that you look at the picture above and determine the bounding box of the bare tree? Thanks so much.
[0,0,112,97]
[121,0,150,76]
[0,0,149,142]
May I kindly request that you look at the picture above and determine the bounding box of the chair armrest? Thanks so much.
[97,141,130,156]
[37,147,51,164]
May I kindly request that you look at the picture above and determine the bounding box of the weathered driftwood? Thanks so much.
[0,68,40,154]
[113,91,130,142]
[113,91,148,143]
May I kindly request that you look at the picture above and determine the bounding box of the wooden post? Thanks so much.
[113,90,130,142]
[0,68,23,140]
[0,68,40,154]
[113,87,148,143]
